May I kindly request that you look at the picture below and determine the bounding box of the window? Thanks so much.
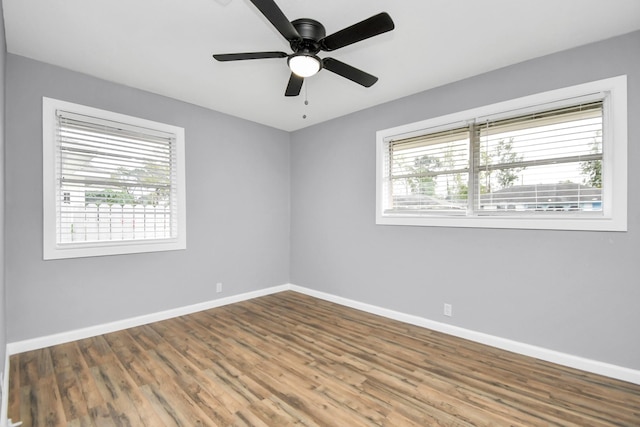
[43,98,186,259]
[376,76,627,231]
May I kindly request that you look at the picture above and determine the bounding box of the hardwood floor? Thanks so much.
[8,291,640,426]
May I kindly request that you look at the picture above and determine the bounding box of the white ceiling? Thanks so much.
[3,0,640,131]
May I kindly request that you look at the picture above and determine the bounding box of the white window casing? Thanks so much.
[43,97,187,259]
[376,75,627,231]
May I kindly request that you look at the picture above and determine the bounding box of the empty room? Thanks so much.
[0,0,639,426]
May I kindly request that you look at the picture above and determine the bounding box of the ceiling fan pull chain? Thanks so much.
[303,81,309,119]
[305,80,309,105]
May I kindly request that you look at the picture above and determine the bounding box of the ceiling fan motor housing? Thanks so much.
[290,18,326,54]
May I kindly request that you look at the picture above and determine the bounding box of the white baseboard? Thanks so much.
[7,284,289,355]
[6,283,640,386]
[288,285,640,385]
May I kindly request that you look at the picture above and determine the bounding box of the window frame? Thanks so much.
[43,97,187,259]
[376,75,627,231]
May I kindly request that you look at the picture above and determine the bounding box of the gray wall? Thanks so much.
[290,31,640,370]
[5,54,290,342]
[0,0,7,378]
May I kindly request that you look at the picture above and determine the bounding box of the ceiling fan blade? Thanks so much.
[322,57,378,87]
[285,73,304,96]
[213,51,288,61]
[320,12,394,51]
[249,0,301,42]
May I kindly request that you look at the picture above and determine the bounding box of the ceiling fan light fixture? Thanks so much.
[288,53,321,77]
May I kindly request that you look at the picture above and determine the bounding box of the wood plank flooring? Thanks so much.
[8,291,640,426]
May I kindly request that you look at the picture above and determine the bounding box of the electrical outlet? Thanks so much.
[444,303,453,317]
[216,282,223,293]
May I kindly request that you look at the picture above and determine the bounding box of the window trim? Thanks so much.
[376,75,627,231]
[43,97,187,259]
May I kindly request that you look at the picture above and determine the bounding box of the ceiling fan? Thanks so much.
[212,0,395,97]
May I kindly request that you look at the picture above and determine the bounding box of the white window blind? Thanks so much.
[475,101,603,214]
[57,110,179,243]
[43,98,186,259]
[383,101,603,217]
[376,75,627,231]
[387,127,469,213]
